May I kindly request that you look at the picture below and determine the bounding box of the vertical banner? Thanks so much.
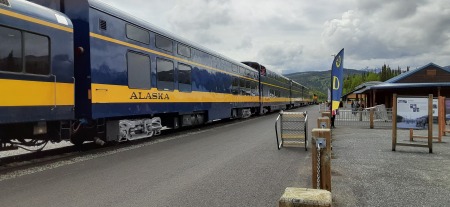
[331,48,344,112]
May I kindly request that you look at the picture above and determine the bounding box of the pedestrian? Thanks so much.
[331,109,336,128]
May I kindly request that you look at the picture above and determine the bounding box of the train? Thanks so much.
[0,0,311,151]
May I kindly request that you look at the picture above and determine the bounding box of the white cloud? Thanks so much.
[105,0,450,74]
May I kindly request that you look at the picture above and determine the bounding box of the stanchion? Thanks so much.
[311,128,331,191]
[317,117,330,129]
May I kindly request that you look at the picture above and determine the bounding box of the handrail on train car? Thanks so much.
[275,113,281,150]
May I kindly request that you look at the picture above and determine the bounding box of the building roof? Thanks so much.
[371,82,450,90]
[385,62,450,83]
[342,81,382,97]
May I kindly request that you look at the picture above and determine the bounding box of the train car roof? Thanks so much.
[241,60,291,81]
[89,0,255,71]
[6,0,73,28]
[292,80,308,89]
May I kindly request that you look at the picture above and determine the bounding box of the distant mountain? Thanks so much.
[284,68,365,97]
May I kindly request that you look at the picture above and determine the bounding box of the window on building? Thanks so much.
[426,69,436,76]
[155,34,173,52]
[126,24,149,44]
[178,63,192,92]
[127,51,151,89]
[157,58,174,90]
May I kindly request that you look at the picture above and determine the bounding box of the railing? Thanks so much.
[335,106,393,128]
[335,109,370,127]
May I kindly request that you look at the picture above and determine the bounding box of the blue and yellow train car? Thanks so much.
[291,81,304,107]
[1,0,307,149]
[0,0,74,146]
[26,0,261,144]
[242,61,293,113]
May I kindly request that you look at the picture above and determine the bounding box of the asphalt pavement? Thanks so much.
[0,105,317,207]
[2,104,448,207]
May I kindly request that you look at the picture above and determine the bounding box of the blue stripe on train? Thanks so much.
[91,102,260,120]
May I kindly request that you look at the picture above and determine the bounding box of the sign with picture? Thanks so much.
[397,97,438,129]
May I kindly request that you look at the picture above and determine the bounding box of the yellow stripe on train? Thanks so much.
[0,79,74,106]
[0,8,73,33]
[92,83,291,104]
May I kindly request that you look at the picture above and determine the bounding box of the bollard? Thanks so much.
[321,111,331,118]
[311,128,331,191]
[317,117,330,129]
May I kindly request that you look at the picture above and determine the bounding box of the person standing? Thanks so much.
[331,109,336,128]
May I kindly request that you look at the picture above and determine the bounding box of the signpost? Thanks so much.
[392,94,433,153]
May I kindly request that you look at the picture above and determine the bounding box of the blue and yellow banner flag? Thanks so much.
[331,48,344,112]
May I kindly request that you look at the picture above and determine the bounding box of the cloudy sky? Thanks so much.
[106,0,450,74]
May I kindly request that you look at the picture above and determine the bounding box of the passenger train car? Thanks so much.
[0,0,311,151]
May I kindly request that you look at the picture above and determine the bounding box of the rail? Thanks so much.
[275,114,281,150]
[335,106,393,128]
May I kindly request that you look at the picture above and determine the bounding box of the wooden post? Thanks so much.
[392,94,397,151]
[409,128,413,141]
[317,117,330,129]
[438,96,444,142]
[311,129,331,191]
[369,108,374,129]
[428,94,433,153]
[321,111,331,118]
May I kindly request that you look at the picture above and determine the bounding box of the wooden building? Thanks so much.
[358,63,450,108]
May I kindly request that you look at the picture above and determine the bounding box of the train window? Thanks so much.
[24,32,50,75]
[177,43,191,58]
[251,81,257,96]
[178,63,192,92]
[232,65,238,73]
[0,26,22,73]
[239,67,245,74]
[155,34,173,52]
[231,77,239,95]
[245,80,251,96]
[127,51,151,89]
[156,58,174,91]
[239,78,246,95]
[126,24,149,44]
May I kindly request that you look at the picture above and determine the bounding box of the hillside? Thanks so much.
[284,69,365,100]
